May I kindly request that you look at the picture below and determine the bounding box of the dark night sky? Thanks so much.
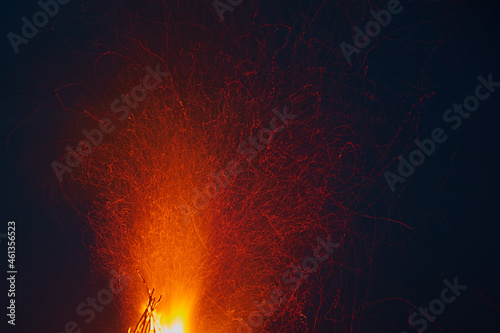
[1,0,500,333]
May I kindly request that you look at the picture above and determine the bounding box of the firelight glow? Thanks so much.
[153,315,184,333]
[151,306,189,333]
[70,39,350,331]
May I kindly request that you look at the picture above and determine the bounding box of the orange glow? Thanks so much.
[145,296,192,333]
[152,314,185,333]
[67,55,348,332]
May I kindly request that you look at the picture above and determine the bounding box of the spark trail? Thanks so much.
[51,1,394,332]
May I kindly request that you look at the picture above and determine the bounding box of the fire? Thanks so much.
[152,315,185,333]
[128,289,191,333]
[65,84,349,331]
[149,299,191,333]
[159,323,183,333]
[62,30,353,332]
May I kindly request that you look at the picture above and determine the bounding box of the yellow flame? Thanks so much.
[152,313,186,333]
[155,321,183,333]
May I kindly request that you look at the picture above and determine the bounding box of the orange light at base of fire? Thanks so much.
[128,289,190,333]
[152,315,185,333]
